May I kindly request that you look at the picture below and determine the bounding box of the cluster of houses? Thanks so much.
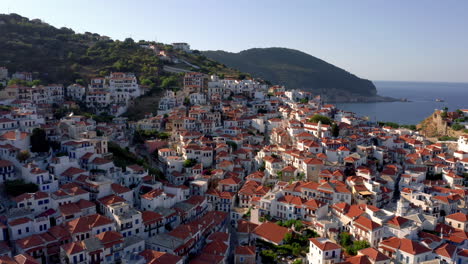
[0,67,33,87]
[0,67,148,117]
[0,66,466,264]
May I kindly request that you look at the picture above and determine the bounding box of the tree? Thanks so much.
[141,79,153,86]
[284,233,294,244]
[339,232,352,247]
[277,171,283,181]
[183,97,190,106]
[452,123,464,131]
[260,250,277,263]
[16,150,30,162]
[331,123,340,137]
[31,128,50,152]
[308,114,332,125]
[226,141,238,151]
[5,179,38,197]
[346,240,370,255]
[161,75,179,88]
[183,159,197,168]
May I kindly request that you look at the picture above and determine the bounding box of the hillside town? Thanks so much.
[0,65,467,264]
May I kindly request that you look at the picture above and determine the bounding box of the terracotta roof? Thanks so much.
[98,194,126,206]
[61,241,85,255]
[0,160,13,167]
[61,167,86,177]
[16,234,46,250]
[96,230,123,244]
[340,255,372,264]
[354,215,381,231]
[434,243,457,258]
[139,250,182,264]
[386,216,410,228]
[235,245,256,255]
[253,222,290,244]
[309,238,341,251]
[13,254,40,264]
[111,183,131,194]
[379,237,431,255]
[9,217,31,226]
[65,214,113,234]
[446,212,468,222]
[358,247,390,262]
[237,219,259,233]
[91,157,112,165]
[202,240,228,256]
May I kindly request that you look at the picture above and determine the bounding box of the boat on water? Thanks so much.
[435,98,445,102]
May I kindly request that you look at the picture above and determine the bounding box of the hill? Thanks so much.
[417,110,468,141]
[203,48,385,101]
[0,13,245,119]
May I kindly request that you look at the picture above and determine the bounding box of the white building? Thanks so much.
[307,237,342,264]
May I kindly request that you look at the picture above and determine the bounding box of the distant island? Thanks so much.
[203,48,396,102]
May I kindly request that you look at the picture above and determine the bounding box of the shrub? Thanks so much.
[183,159,197,168]
[308,114,332,125]
[5,180,38,197]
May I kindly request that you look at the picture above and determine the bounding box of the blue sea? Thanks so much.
[335,81,468,125]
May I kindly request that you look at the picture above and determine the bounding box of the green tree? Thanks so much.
[308,114,332,125]
[141,78,153,86]
[31,128,50,153]
[5,179,38,197]
[226,141,238,151]
[16,150,30,162]
[339,232,352,247]
[331,123,340,137]
[346,240,370,255]
[452,123,464,131]
[161,75,179,88]
[284,233,294,244]
[183,159,197,167]
[260,250,277,264]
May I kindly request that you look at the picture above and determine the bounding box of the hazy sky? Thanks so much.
[3,0,468,82]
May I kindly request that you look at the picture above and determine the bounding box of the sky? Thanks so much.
[3,0,468,82]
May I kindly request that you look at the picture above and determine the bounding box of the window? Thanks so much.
[18,229,22,235]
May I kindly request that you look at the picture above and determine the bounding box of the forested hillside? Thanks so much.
[203,48,378,97]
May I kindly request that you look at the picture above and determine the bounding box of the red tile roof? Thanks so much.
[253,222,290,244]
[139,250,182,264]
[235,245,255,255]
[446,212,468,222]
[379,237,431,255]
[61,241,85,255]
[309,238,341,251]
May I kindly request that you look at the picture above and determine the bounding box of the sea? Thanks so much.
[335,81,468,125]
